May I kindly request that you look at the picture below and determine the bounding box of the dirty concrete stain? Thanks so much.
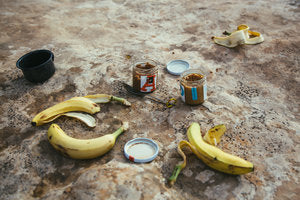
[1,0,300,199]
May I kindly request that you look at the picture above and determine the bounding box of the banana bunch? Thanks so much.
[32,94,131,126]
[32,94,131,159]
[169,122,254,185]
[47,122,129,159]
[212,24,264,48]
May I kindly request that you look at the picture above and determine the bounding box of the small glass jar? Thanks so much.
[132,59,158,93]
[180,69,207,105]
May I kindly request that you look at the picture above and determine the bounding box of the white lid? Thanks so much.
[166,60,190,75]
[124,138,159,163]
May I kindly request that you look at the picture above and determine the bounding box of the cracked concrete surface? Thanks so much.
[0,0,299,199]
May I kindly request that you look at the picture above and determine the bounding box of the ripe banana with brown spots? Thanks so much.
[169,122,254,185]
[32,94,131,126]
[32,97,100,126]
[47,122,129,159]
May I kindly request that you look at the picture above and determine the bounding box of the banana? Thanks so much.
[212,24,264,47]
[32,94,131,126]
[32,97,100,126]
[188,122,253,174]
[169,122,253,185]
[203,124,226,146]
[47,122,129,159]
[84,94,131,106]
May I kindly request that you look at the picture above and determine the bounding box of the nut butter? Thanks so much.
[180,69,207,105]
[132,59,158,93]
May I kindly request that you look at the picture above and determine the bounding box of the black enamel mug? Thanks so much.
[16,49,55,83]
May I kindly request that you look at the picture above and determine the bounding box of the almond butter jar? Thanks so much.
[132,59,158,93]
[180,69,207,105]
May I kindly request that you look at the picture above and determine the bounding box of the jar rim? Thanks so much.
[133,59,158,73]
[180,69,206,84]
[133,59,157,65]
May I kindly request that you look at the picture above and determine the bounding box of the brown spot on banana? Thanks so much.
[56,144,79,151]
[40,114,47,119]
[57,144,66,151]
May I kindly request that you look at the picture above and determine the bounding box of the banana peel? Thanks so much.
[203,124,226,146]
[32,94,131,126]
[62,112,96,128]
[169,123,253,186]
[32,97,100,126]
[84,94,131,106]
[212,24,264,47]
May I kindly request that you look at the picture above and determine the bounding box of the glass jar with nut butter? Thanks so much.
[132,59,158,93]
[180,69,207,105]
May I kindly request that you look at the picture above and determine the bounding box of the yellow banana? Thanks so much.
[32,97,100,126]
[188,122,253,174]
[47,122,129,159]
[203,124,226,146]
[84,94,131,106]
[169,123,253,185]
[212,24,264,47]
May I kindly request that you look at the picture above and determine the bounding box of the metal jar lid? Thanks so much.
[166,60,190,75]
[124,138,159,163]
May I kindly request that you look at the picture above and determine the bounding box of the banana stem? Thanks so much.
[168,140,189,186]
[111,96,131,106]
[168,140,203,186]
[168,164,184,186]
[112,126,125,139]
[112,122,129,138]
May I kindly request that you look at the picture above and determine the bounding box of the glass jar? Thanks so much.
[132,59,158,93]
[180,69,207,105]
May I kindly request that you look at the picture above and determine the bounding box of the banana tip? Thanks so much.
[31,121,37,126]
[122,122,129,131]
[124,100,131,107]
[168,179,175,187]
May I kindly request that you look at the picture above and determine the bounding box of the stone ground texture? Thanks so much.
[0,0,299,199]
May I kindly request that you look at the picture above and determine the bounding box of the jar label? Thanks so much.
[180,84,185,102]
[203,83,207,100]
[191,87,198,100]
[140,75,156,92]
[180,83,206,104]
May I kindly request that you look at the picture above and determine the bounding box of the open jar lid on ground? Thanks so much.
[124,138,159,163]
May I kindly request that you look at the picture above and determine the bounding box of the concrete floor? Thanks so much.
[0,0,299,199]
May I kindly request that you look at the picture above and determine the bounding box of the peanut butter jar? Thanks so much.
[132,59,158,93]
[180,69,207,105]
